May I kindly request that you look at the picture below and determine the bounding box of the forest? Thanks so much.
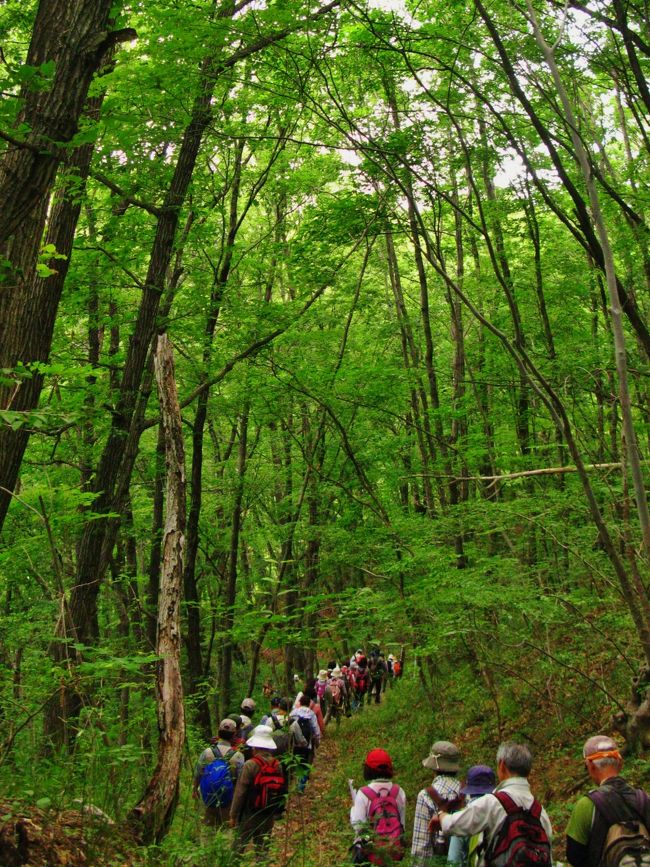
[0,0,649,862]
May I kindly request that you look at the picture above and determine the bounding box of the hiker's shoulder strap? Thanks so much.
[251,754,265,771]
[587,784,649,825]
[428,786,444,809]
[494,791,542,819]
[493,791,518,814]
[361,786,379,803]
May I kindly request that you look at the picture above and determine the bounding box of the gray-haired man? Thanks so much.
[566,735,650,867]
[430,742,552,866]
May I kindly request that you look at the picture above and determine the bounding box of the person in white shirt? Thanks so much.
[350,748,406,864]
[430,742,553,866]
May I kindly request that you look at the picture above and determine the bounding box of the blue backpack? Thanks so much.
[199,747,235,808]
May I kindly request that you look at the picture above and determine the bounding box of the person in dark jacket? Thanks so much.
[566,735,650,867]
[230,724,286,858]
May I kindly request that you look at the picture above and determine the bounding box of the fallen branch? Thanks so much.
[422,460,650,483]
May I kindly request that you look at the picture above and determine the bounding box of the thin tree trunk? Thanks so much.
[128,333,186,844]
[525,0,650,561]
[217,406,249,721]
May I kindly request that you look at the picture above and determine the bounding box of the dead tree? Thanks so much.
[128,334,186,843]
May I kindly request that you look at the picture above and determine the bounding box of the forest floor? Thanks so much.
[0,797,136,866]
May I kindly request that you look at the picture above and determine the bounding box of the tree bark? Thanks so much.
[128,333,185,844]
[0,0,125,244]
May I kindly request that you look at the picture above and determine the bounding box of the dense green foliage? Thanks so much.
[0,0,649,857]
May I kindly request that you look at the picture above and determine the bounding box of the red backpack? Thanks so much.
[361,784,405,864]
[485,792,551,867]
[356,667,369,693]
[248,755,288,816]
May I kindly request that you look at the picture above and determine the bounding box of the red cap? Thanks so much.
[365,749,393,773]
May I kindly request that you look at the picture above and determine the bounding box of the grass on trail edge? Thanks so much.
[269,676,454,866]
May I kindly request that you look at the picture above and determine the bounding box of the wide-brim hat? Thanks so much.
[331,667,343,678]
[241,697,256,712]
[219,718,237,733]
[246,724,277,751]
[317,670,329,682]
[423,740,461,772]
[461,764,496,795]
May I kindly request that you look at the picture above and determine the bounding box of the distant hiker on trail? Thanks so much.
[325,665,347,726]
[192,718,245,828]
[301,678,326,733]
[227,714,246,750]
[290,693,320,794]
[315,669,333,719]
[368,654,387,705]
[355,656,370,710]
[448,765,496,867]
[260,695,284,729]
[411,740,464,866]
[430,742,552,867]
[349,748,406,865]
[340,665,353,716]
[239,697,256,740]
[566,735,650,867]
[230,725,287,859]
[350,648,364,666]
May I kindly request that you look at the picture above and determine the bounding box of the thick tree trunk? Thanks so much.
[128,334,186,844]
[0,15,132,532]
[0,0,122,244]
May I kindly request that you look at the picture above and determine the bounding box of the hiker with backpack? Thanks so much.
[368,655,387,705]
[260,695,284,729]
[350,748,406,865]
[566,735,650,867]
[315,669,333,720]
[430,742,552,867]
[341,665,354,716]
[325,666,347,726]
[355,656,371,710]
[192,718,245,827]
[230,724,288,858]
[411,740,465,865]
[448,765,497,867]
[239,697,257,740]
[290,692,321,794]
[301,678,326,734]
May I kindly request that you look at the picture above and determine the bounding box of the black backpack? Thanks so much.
[295,715,313,749]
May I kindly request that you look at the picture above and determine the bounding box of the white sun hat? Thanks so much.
[246,724,277,751]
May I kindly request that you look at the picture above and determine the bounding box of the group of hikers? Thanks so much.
[349,734,650,867]
[192,652,650,867]
[193,648,402,858]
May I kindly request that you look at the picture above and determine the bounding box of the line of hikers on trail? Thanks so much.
[193,647,650,867]
[350,735,650,867]
[193,648,402,858]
